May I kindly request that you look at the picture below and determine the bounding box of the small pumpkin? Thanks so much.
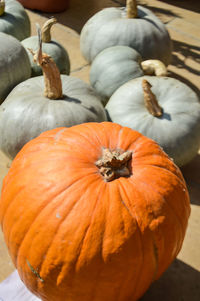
[90,45,167,102]
[0,28,107,159]
[18,0,69,13]
[80,0,172,65]
[106,76,200,167]
[0,121,190,301]
[0,32,31,103]
[22,18,70,77]
[0,0,30,41]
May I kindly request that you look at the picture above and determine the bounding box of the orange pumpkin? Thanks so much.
[0,122,190,301]
[18,0,69,13]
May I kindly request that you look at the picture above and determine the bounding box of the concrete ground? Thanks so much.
[0,0,199,299]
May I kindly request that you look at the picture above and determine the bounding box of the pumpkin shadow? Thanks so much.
[37,0,124,33]
[167,70,200,99]
[170,39,200,77]
[139,259,200,301]
[62,95,99,115]
[160,111,171,121]
[181,153,200,206]
[157,0,200,13]
[137,0,179,19]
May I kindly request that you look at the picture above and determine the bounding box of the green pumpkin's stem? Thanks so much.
[142,79,163,117]
[0,0,5,16]
[126,0,137,19]
[41,17,57,43]
[141,60,168,77]
[29,23,63,100]
[96,148,132,182]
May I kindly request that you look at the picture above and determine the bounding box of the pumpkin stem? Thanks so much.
[126,0,137,19]
[41,17,57,43]
[0,0,5,16]
[142,79,163,117]
[141,60,168,77]
[96,148,132,182]
[29,24,63,100]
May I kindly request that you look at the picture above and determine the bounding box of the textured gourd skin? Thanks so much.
[0,0,30,41]
[0,75,107,159]
[90,46,144,101]
[21,36,70,77]
[106,76,200,167]
[18,0,69,13]
[80,6,172,65]
[0,32,31,103]
[0,122,190,301]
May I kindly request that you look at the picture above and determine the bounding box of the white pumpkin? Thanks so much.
[0,0,30,40]
[106,76,200,167]
[0,32,31,103]
[22,18,70,77]
[0,38,107,159]
[80,0,172,65]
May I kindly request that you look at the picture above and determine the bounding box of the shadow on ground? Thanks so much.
[181,154,200,206]
[168,70,200,98]
[157,0,200,13]
[140,259,200,301]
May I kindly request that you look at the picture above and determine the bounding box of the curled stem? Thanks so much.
[41,17,57,43]
[141,60,167,77]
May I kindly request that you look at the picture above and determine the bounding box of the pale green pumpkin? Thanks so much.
[0,0,30,41]
[0,32,31,103]
[0,48,107,159]
[22,18,70,77]
[106,76,200,167]
[80,0,172,65]
[90,45,167,103]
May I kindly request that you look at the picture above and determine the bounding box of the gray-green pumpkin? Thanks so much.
[0,32,31,103]
[21,18,70,77]
[80,0,172,65]
[90,45,167,103]
[0,0,30,40]
[0,47,107,159]
[106,76,200,167]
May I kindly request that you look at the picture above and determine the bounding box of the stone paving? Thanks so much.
[0,0,199,299]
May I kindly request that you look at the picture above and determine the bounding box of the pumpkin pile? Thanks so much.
[0,0,199,300]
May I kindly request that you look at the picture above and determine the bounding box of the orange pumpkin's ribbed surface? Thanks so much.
[0,122,190,301]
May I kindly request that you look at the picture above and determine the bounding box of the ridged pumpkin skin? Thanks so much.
[80,6,172,65]
[0,0,30,41]
[18,0,69,13]
[90,46,144,102]
[21,36,70,77]
[0,32,31,103]
[0,122,190,301]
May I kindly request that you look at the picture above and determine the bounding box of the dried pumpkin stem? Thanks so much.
[126,0,137,19]
[142,79,163,117]
[29,24,63,100]
[0,0,5,16]
[141,60,167,77]
[96,148,132,182]
[41,17,57,43]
